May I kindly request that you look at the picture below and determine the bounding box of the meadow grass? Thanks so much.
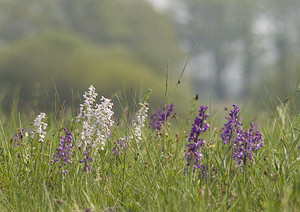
[0,87,299,212]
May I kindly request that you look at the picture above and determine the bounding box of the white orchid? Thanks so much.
[31,112,47,142]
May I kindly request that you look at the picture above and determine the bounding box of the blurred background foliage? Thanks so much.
[0,0,299,114]
[167,0,300,107]
[0,0,187,114]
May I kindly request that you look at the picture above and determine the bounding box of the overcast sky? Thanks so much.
[146,0,170,11]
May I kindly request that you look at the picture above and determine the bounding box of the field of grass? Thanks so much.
[0,85,299,211]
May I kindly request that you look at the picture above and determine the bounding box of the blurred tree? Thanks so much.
[60,0,183,71]
[260,0,300,99]
[167,0,300,102]
[0,0,191,112]
[167,0,258,99]
[0,0,183,74]
[0,31,171,111]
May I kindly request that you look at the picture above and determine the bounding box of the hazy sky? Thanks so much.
[146,0,170,11]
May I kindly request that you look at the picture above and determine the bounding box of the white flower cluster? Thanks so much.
[31,112,47,142]
[77,85,98,123]
[77,85,114,155]
[93,96,114,152]
[132,102,149,143]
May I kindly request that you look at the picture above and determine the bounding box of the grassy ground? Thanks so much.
[0,89,299,212]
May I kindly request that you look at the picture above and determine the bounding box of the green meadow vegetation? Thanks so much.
[0,84,299,211]
[0,1,299,211]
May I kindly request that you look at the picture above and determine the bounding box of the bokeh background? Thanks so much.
[0,0,299,114]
